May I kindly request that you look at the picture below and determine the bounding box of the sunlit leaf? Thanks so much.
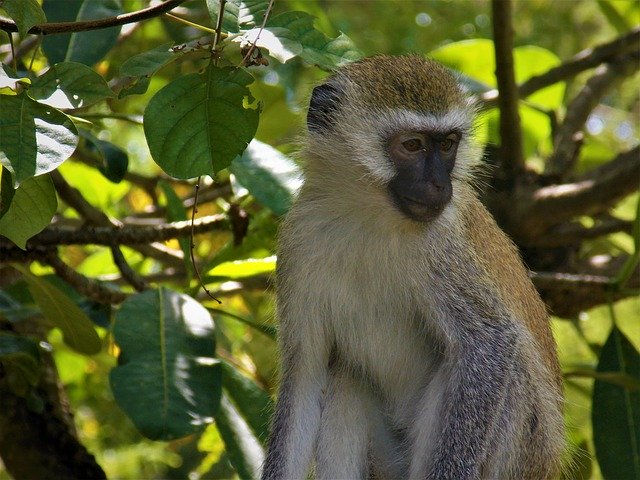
[230,140,302,215]
[214,394,264,479]
[593,326,640,480]
[0,93,78,187]
[207,256,276,279]
[41,0,122,65]
[12,265,102,355]
[0,174,56,249]
[144,65,260,179]
[1,0,46,38]
[206,0,267,33]
[110,288,222,440]
[29,62,115,109]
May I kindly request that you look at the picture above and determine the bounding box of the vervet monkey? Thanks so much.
[262,56,564,480]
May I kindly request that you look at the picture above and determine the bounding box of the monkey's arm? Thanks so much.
[423,315,519,480]
[261,270,332,480]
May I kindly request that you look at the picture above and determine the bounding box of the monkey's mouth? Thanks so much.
[397,195,445,222]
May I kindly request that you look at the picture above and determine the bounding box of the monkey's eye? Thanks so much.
[402,138,423,152]
[439,134,459,153]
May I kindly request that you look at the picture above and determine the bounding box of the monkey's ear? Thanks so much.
[308,82,344,132]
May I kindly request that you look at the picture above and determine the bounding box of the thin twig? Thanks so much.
[491,0,524,182]
[189,180,222,304]
[0,0,188,35]
[238,0,275,67]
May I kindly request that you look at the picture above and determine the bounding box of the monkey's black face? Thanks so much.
[386,131,459,222]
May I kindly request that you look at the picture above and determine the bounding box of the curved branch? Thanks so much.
[32,215,226,246]
[546,53,640,177]
[0,0,188,35]
[480,27,640,107]
[534,217,634,247]
[45,253,127,304]
[491,0,524,180]
[518,146,640,238]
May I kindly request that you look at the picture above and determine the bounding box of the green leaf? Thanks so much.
[206,0,267,33]
[267,11,362,69]
[158,180,192,278]
[593,326,640,480]
[0,92,78,187]
[110,288,222,440]
[0,174,57,249]
[214,394,264,479]
[144,65,260,179]
[29,62,115,109]
[221,360,273,443]
[0,332,41,386]
[0,0,46,38]
[430,40,564,109]
[119,42,176,98]
[80,131,129,183]
[12,265,102,355]
[41,0,122,65]
[230,140,301,215]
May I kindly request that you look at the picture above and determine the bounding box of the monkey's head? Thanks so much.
[305,55,479,224]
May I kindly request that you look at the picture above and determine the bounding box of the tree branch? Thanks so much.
[546,53,640,177]
[12,215,227,248]
[0,0,188,35]
[491,0,524,181]
[480,26,640,107]
[517,146,640,239]
[534,217,634,247]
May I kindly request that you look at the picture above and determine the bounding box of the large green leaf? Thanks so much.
[215,394,264,479]
[230,140,301,215]
[221,360,273,444]
[41,0,122,65]
[593,326,640,480]
[0,173,57,249]
[144,65,260,179]
[29,62,114,109]
[12,265,102,355]
[430,39,564,109]
[266,11,362,69]
[0,0,46,38]
[110,288,222,440]
[206,0,267,33]
[0,92,78,187]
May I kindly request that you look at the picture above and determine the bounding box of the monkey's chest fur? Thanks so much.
[283,215,446,429]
